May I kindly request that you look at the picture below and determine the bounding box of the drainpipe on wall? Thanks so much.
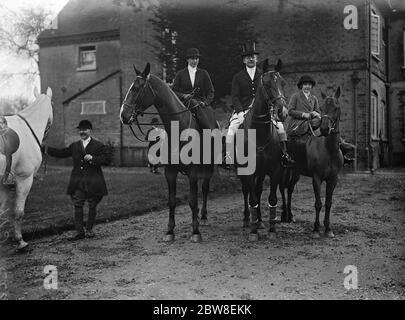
[351,71,361,171]
[119,73,124,167]
[367,0,372,172]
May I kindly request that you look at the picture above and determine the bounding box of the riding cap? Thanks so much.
[186,48,201,58]
[241,41,259,57]
[297,75,316,89]
[77,119,93,130]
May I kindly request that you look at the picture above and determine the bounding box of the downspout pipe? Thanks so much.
[351,71,361,171]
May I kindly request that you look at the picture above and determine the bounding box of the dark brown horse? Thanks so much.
[235,59,289,241]
[280,87,343,238]
[120,63,219,242]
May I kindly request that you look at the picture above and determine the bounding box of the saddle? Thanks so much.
[0,126,20,185]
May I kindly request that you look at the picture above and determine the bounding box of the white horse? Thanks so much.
[0,87,53,251]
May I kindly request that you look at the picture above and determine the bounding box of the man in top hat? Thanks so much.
[42,120,110,240]
[286,75,355,164]
[224,41,294,166]
[172,47,215,107]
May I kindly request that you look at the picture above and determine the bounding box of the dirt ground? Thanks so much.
[1,172,404,300]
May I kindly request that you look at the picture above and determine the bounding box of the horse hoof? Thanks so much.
[268,232,277,240]
[242,221,250,229]
[312,232,321,239]
[257,221,265,229]
[325,231,335,238]
[248,233,259,242]
[190,234,202,243]
[163,234,175,242]
[200,219,209,226]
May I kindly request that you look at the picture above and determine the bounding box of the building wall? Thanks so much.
[39,39,121,150]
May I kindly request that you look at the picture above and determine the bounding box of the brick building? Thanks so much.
[38,0,405,170]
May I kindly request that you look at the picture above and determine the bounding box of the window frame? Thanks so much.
[370,12,381,57]
[371,92,378,140]
[77,45,97,71]
[80,101,106,115]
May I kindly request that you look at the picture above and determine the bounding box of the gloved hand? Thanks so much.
[302,112,311,120]
[182,93,193,101]
[310,111,321,119]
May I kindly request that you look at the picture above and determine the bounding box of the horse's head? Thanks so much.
[320,87,341,136]
[260,59,288,121]
[120,63,155,125]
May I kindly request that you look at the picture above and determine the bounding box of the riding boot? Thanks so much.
[280,141,295,167]
[70,206,85,240]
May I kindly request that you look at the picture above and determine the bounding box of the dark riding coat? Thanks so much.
[285,91,321,137]
[46,138,109,196]
[172,67,214,105]
[231,67,263,113]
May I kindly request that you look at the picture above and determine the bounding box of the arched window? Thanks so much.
[379,100,387,140]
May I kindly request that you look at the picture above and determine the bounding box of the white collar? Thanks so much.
[82,136,91,145]
[303,91,311,98]
[246,66,256,79]
[188,65,197,73]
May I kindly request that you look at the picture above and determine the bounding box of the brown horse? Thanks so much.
[120,63,219,242]
[280,87,343,238]
[235,59,289,241]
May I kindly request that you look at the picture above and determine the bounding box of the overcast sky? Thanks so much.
[0,0,69,102]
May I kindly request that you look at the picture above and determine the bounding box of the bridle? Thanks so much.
[253,71,287,124]
[122,75,195,142]
[321,97,340,135]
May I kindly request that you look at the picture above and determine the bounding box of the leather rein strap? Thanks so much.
[17,114,43,150]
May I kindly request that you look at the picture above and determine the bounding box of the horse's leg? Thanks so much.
[279,171,288,222]
[199,177,210,226]
[241,178,250,228]
[267,173,279,239]
[312,175,322,238]
[14,175,33,251]
[189,175,201,243]
[287,171,299,223]
[255,175,265,229]
[164,166,177,242]
[324,176,338,238]
[248,176,260,242]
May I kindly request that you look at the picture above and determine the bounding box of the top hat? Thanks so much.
[186,48,201,58]
[297,75,316,89]
[241,41,259,57]
[77,119,93,130]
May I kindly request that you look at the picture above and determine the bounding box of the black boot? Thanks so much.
[280,141,295,167]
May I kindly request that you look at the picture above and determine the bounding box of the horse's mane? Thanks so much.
[150,74,188,110]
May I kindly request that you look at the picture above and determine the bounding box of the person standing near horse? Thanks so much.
[42,120,110,240]
[286,75,355,164]
[172,47,215,108]
[224,41,294,166]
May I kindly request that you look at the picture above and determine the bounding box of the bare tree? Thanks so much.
[0,5,52,75]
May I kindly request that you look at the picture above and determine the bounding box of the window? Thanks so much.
[78,45,96,70]
[371,92,378,140]
[81,101,106,115]
[379,100,387,140]
[371,12,380,56]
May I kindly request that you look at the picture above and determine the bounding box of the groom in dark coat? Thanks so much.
[43,120,110,240]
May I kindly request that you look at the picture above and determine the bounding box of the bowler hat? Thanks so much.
[241,41,259,57]
[297,75,316,89]
[186,48,200,58]
[77,119,93,130]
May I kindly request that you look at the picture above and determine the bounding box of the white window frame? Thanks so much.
[81,101,106,115]
[371,93,378,140]
[77,45,97,71]
[371,12,380,56]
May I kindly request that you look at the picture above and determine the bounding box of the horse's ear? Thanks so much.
[33,86,40,98]
[133,64,141,76]
[142,63,151,79]
[262,58,269,73]
[46,87,52,98]
[321,90,327,99]
[334,86,341,99]
[275,59,282,72]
